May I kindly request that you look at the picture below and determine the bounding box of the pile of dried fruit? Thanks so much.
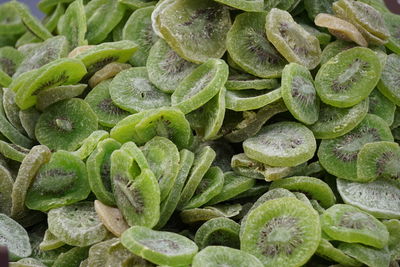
[0,0,400,266]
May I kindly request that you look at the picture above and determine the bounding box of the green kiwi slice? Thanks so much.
[0,2,25,35]
[357,141,400,183]
[265,8,321,70]
[193,246,263,267]
[240,197,320,266]
[0,214,31,261]
[85,80,129,127]
[171,58,228,114]
[318,114,393,181]
[377,54,400,106]
[180,203,242,224]
[0,164,14,215]
[88,62,131,88]
[0,140,29,162]
[384,12,400,55]
[226,12,287,79]
[35,98,98,151]
[369,89,396,126]
[269,176,336,208]
[0,46,24,76]
[121,226,199,266]
[57,0,87,49]
[213,0,263,11]
[25,150,90,212]
[47,202,108,247]
[320,40,358,66]
[194,218,240,249]
[316,238,362,267]
[19,107,40,140]
[338,242,391,267]
[146,39,197,94]
[110,67,170,113]
[337,177,400,219]
[85,0,125,44]
[39,229,65,251]
[321,204,389,248]
[119,0,156,9]
[158,0,231,64]
[15,58,88,110]
[11,145,51,219]
[36,84,87,111]
[0,69,11,87]
[225,88,282,112]
[309,99,369,139]
[225,71,279,91]
[122,6,158,67]
[315,47,382,108]
[243,121,316,167]
[52,246,90,267]
[71,130,109,160]
[281,63,319,125]
[383,219,400,261]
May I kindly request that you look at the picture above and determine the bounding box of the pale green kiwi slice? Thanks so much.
[213,0,263,11]
[377,54,400,106]
[180,204,242,224]
[240,197,320,267]
[57,0,87,49]
[110,67,170,113]
[225,88,282,112]
[193,246,263,267]
[226,12,287,78]
[0,165,14,215]
[0,2,25,35]
[321,204,389,248]
[158,0,231,64]
[52,246,90,267]
[225,71,279,90]
[308,99,369,139]
[194,218,240,249]
[171,58,228,114]
[88,62,131,88]
[36,84,87,111]
[338,242,391,267]
[281,62,319,125]
[121,226,199,266]
[39,230,65,251]
[243,121,316,167]
[318,114,393,181]
[0,140,29,162]
[316,238,362,267]
[383,219,400,261]
[337,177,400,219]
[71,130,109,160]
[146,39,197,94]
[368,89,396,126]
[0,46,24,77]
[315,47,382,108]
[48,202,108,247]
[265,8,321,70]
[320,40,358,65]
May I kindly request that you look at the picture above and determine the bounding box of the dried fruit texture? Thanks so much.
[377,54,400,106]
[0,214,31,261]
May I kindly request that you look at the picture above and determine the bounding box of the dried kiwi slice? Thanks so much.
[225,88,282,112]
[194,218,240,249]
[243,121,316,167]
[71,130,109,160]
[0,47,24,76]
[158,0,231,64]
[213,0,263,12]
[94,200,129,237]
[119,0,156,9]
[316,238,362,267]
[39,229,65,251]
[368,89,395,126]
[225,71,279,91]
[36,84,87,111]
[377,54,400,106]
[240,197,320,267]
[193,246,263,267]
[281,63,319,125]
[315,47,381,108]
[0,140,29,162]
[338,242,391,267]
[226,12,287,79]
[0,2,25,35]
[52,246,90,267]
[0,165,13,215]
[318,114,393,181]
[384,12,400,55]
[35,98,98,151]
[304,0,334,20]
[121,226,199,266]
[0,214,31,261]
[57,0,87,49]
[180,204,242,224]
[265,8,321,70]
[110,67,170,113]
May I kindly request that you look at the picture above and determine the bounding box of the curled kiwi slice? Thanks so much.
[71,130,109,160]
[94,200,129,237]
[194,218,240,249]
[266,8,321,70]
[25,150,90,212]
[377,54,400,106]
[226,12,287,79]
[281,63,319,125]
[318,114,393,181]
[226,71,279,91]
[316,238,362,267]
[338,242,391,267]
[121,226,198,266]
[180,204,242,224]
[240,197,320,267]
[225,88,282,112]
[0,140,29,162]
[337,177,400,219]
[36,84,87,111]
[110,67,170,113]
[0,214,31,261]
[146,39,197,94]
[158,0,231,64]
[315,47,381,108]
[368,89,395,126]
[243,121,316,167]
[35,98,98,151]
[0,165,14,215]
[384,12,400,55]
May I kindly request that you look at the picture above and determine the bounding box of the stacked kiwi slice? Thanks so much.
[0,0,400,266]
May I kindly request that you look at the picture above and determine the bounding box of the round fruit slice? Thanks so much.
[265,8,322,70]
[226,12,287,78]
[243,121,316,167]
[0,214,31,261]
[35,98,98,151]
[194,218,240,249]
[281,63,319,125]
[315,47,381,108]
[225,88,282,112]
[240,197,321,267]
[377,54,400,106]
[321,204,389,248]
[368,89,395,126]
[121,226,199,266]
[192,246,263,267]
[158,0,231,64]
[318,114,393,181]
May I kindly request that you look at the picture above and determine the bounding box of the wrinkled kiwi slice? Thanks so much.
[194,217,240,249]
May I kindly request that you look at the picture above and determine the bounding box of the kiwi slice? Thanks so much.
[119,0,156,9]
[88,62,131,88]
[19,107,40,140]
[315,47,381,108]
[368,89,396,126]
[0,140,29,163]
[226,71,279,91]
[121,226,198,266]
[318,114,393,181]
[240,197,320,266]
[52,246,90,267]
[226,12,287,79]
[180,204,242,224]
[158,0,231,64]
[383,219,400,261]
[225,88,282,112]
[377,54,400,106]
[146,39,197,94]
[193,246,263,267]
[320,40,358,66]
[39,229,65,251]
[94,200,129,238]
[316,238,362,267]
[36,84,87,111]
[266,8,321,70]
[0,69,11,87]
[194,217,240,249]
[213,0,263,11]
[384,12,400,55]
[0,2,25,35]
[308,99,369,139]
[281,62,319,125]
[110,67,170,113]
[57,0,87,49]
[337,177,400,219]
[35,98,98,151]
[0,165,14,215]
[338,242,391,267]
[0,46,24,77]
[243,121,317,167]
[85,79,129,127]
